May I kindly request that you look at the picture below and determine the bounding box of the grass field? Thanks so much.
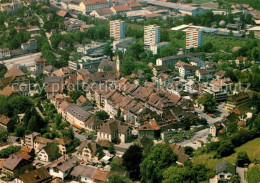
[193,0,214,4]
[192,138,260,170]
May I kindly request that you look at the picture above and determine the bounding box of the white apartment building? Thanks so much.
[110,20,126,40]
[185,28,203,49]
[144,24,160,46]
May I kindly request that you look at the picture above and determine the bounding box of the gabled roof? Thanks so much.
[70,165,96,178]
[216,162,236,175]
[4,66,25,79]
[57,10,69,17]
[126,0,142,8]
[19,167,51,183]
[78,140,100,155]
[91,169,109,182]
[3,155,28,170]
[93,8,113,15]
[139,119,160,131]
[0,115,11,126]
[82,0,108,6]
[54,137,71,146]
[111,4,130,12]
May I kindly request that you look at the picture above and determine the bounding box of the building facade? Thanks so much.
[144,24,160,46]
[186,28,203,49]
[110,20,126,40]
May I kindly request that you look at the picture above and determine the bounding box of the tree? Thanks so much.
[108,145,115,154]
[103,43,113,60]
[248,31,255,39]
[95,110,110,121]
[49,142,61,161]
[107,173,132,183]
[217,140,234,157]
[28,116,38,132]
[184,146,194,156]
[122,145,143,180]
[140,144,177,183]
[230,175,241,183]
[54,113,62,128]
[236,151,250,167]
[0,130,7,143]
[198,93,218,113]
[162,166,198,183]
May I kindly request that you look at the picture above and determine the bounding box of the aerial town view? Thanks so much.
[0,0,259,182]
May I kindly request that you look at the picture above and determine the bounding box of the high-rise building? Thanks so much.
[144,24,160,46]
[110,20,125,40]
[185,28,203,49]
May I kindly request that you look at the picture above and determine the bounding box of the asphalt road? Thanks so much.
[2,53,41,69]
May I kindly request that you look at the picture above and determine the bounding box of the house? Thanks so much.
[37,142,60,162]
[170,144,189,166]
[190,57,204,67]
[77,42,106,56]
[2,155,33,178]
[76,95,87,107]
[33,136,53,152]
[152,65,172,77]
[80,24,95,32]
[149,42,170,55]
[214,70,226,79]
[57,10,71,18]
[216,162,236,182]
[0,114,11,130]
[44,77,64,98]
[235,56,247,65]
[110,4,130,14]
[91,169,110,182]
[79,0,110,14]
[185,80,197,93]
[210,78,232,92]
[21,39,37,52]
[77,140,103,162]
[138,119,160,139]
[2,66,29,85]
[158,73,173,87]
[48,157,79,180]
[17,167,52,183]
[0,48,11,59]
[66,104,94,129]
[179,65,198,78]
[209,122,222,137]
[225,92,250,111]
[90,8,113,18]
[97,119,131,143]
[70,165,97,182]
[54,138,72,155]
[195,69,212,81]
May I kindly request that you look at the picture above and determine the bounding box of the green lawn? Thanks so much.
[192,138,260,170]
[193,0,214,4]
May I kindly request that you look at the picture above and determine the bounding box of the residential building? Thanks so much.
[186,28,203,49]
[112,37,134,51]
[21,39,37,52]
[57,10,71,18]
[79,0,110,14]
[0,48,11,59]
[210,78,233,92]
[17,167,52,183]
[66,104,103,131]
[24,132,40,149]
[77,140,103,162]
[33,136,53,152]
[110,20,126,40]
[0,114,11,129]
[195,69,212,81]
[138,119,160,139]
[2,155,33,178]
[77,42,106,56]
[48,157,79,180]
[190,57,204,67]
[55,138,72,155]
[90,8,113,18]
[209,122,222,137]
[203,86,228,102]
[110,4,130,14]
[97,119,131,143]
[225,92,250,111]
[179,65,198,78]
[185,80,197,93]
[149,42,170,54]
[156,52,203,67]
[235,56,247,65]
[216,162,236,182]
[70,165,97,183]
[170,144,189,166]
[144,24,160,46]
[37,142,60,162]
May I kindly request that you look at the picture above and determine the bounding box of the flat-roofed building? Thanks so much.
[110,20,126,40]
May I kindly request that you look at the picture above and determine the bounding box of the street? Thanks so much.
[177,103,229,149]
